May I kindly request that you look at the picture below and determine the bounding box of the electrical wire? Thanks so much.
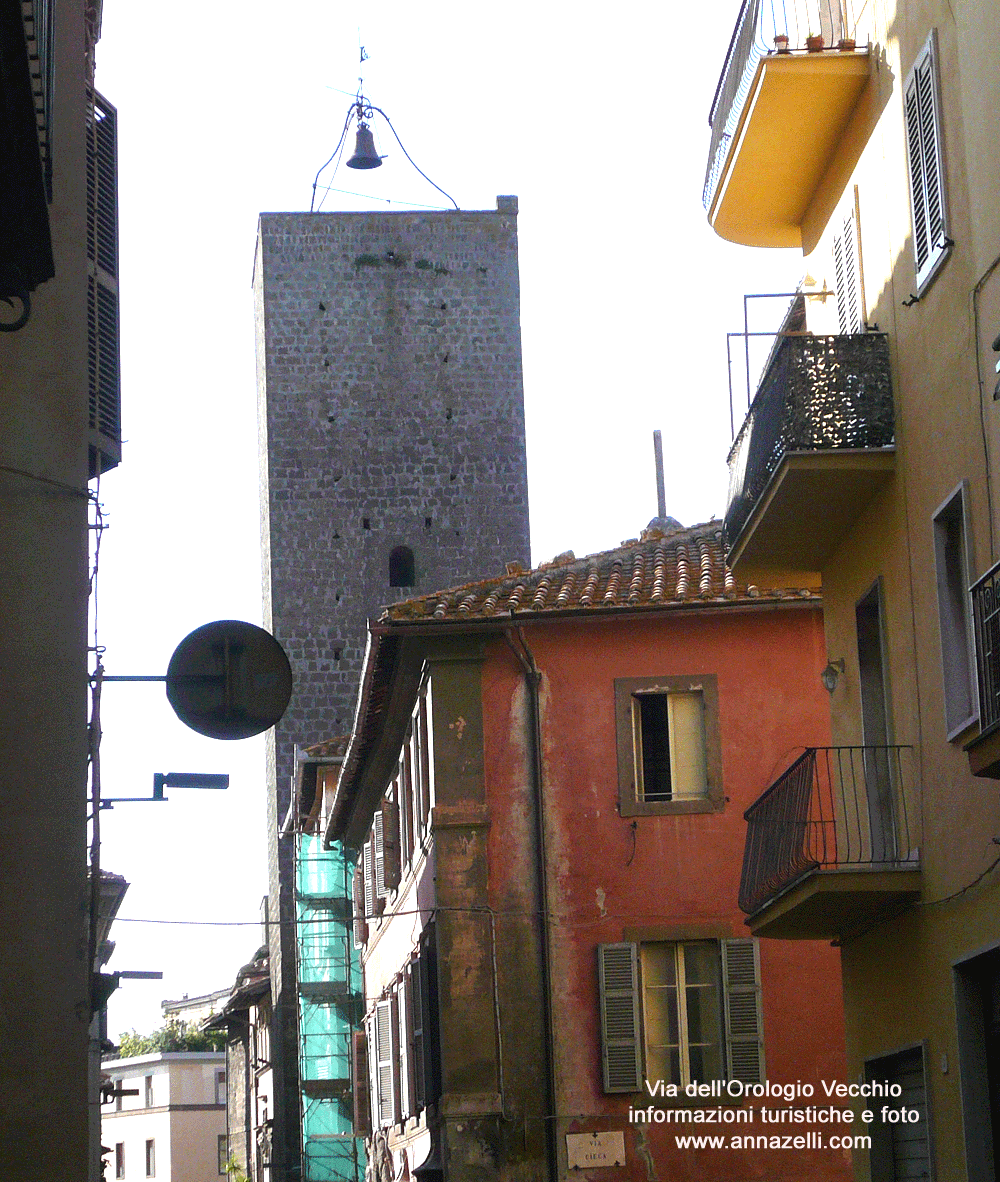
[312,184,449,211]
[310,105,354,213]
[916,845,1000,908]
[111,905,754,929]
[368,103,459,211]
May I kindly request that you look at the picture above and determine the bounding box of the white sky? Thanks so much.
[93,1,803,1038]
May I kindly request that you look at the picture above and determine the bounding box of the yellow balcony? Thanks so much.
[725,331,895,575]
[739,747,921,941]
[704,0,872,251]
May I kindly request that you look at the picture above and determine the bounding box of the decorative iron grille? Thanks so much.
[704,0,862,212]
[739,746,917,916]
[971,560,1000,738]
[725,332,894,547]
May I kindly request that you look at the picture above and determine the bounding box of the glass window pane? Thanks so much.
[681,944,723,1082]
[637,695,672,800]
[668,693,707,799]
[643,944,676,987]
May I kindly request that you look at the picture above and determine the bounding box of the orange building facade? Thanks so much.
[324,522,853,1181]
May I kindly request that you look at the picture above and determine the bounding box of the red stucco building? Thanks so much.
[322,520,853,1181]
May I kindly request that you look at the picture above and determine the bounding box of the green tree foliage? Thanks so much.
[116,1018,226,1057]
[225,1155,250,1182]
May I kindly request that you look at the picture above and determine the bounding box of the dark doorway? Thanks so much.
[956,946,1000,1182]
[856,581,896,862]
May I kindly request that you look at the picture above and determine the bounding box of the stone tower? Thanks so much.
[253,198,531,1176]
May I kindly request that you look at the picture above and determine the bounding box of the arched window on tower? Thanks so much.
[389,546,416,588]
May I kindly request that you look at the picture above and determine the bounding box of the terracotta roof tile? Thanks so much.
[303,735,351,759]
[381,522,819,625]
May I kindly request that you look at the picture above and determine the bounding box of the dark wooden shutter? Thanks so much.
[904,31,948,292]
[411,955,426,1111]
[352,862,367,949]
[722,938,765,1084]
[381,798,401,893]
[597,943,642,1093]
[397,975,412,1119]
[352,1029,370,1136]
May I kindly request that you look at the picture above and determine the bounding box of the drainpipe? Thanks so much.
[504,626,559,1182]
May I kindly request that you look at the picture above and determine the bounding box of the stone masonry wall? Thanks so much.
[254,200,531,1179]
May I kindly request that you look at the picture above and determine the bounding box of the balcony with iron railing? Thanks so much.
[705,0,872,250]
[966,562,1000,778]
[724,329,895,574]
[739,746,921,939]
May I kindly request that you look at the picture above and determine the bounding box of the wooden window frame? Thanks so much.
[598,937,764,1095]
[614,675,723,817]
[932,481,978,738]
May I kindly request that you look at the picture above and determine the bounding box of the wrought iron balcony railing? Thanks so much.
[739,746,917,917]
[705,0,863,212]
[725,332,894,547]
[971,560,1000,739]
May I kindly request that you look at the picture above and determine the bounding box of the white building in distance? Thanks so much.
[102,1052,227,1182]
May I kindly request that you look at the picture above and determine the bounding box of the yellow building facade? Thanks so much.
[708,2,1000,1181]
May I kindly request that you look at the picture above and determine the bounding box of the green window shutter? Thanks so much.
[722,938,764,1084]
[597,942,642,1093]
[904,31,948,292]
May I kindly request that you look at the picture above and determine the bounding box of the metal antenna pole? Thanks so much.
[653,430,667,519]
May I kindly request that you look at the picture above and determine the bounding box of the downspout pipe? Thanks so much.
[504,626,559,1182]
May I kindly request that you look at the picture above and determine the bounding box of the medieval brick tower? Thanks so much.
[254,198,531,1177]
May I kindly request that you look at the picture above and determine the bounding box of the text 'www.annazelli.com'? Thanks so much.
[671,1134,872,1150]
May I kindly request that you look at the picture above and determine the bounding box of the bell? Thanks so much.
[346,122,382,170]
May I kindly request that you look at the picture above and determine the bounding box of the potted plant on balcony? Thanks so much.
[773,33,790,53]
[837,36,857,50]
[806,32,825,51]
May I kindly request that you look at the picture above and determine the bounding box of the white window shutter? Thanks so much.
[362,840,374,920]
[366,1012,379,1133]
[834,204,864,334]
[904,31,948,292]
[375,999,396,1126]
[373,811,386,898]
[597,943,642,1093]
[722,938,765,1084]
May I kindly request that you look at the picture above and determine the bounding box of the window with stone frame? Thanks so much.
[614,675,722,816]
[597,938,764,1094]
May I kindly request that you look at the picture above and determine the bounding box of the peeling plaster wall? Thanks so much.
[481,608,851,1182]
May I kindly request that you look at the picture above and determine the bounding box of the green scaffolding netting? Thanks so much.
[296,836,366,1182]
